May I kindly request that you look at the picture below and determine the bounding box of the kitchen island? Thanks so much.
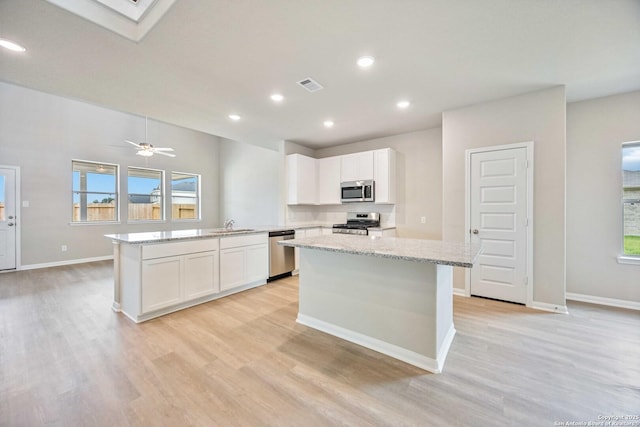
[279,234,481,373]
[106,228,272,323]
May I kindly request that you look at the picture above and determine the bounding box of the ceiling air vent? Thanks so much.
[297,77,323,92]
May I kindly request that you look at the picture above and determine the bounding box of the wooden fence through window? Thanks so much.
[72,203,196,221]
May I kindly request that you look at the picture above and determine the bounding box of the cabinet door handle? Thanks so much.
[472,229,479,234]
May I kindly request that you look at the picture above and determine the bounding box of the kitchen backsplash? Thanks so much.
[287,204,396,227]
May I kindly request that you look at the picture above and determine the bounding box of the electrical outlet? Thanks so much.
[61,245,67,252]
[421,216,426,224]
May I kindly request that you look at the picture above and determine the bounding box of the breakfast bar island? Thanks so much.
[279,235,480,373]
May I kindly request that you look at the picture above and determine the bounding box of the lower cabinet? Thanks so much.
[184,251,219,300]
[368,228,397,238]
[141,255,184,313]
[141,251,219,314]
[220,233,269,292]
[119,234,269,322]
[139,239,220,315]
[220,247,246,291]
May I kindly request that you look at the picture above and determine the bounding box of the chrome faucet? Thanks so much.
[223,218,235,230]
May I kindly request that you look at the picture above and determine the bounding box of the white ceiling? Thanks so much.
[1,0,639,149]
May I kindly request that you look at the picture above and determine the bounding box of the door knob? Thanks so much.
[472,229,479,234]
[8,215,14,219]
[8,222,14,227]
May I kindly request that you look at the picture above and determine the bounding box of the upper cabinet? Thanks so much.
[340,151,374,182]
[287,153,317,205]
[317,156,341,205]
[373,148,396,204]
[286,148,396,205]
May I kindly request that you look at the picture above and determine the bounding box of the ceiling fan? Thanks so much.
[125,117,176,157]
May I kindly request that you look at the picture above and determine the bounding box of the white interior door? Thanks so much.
[0,168,17,271]
[469,147,528,304]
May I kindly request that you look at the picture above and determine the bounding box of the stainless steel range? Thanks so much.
[332,212,380,236]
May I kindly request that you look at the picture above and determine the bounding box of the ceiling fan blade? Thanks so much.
[154,150,176,157]
[153,147,174,151]
[125,139,143,148]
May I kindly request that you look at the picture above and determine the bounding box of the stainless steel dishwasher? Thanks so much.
[268,230,295,281]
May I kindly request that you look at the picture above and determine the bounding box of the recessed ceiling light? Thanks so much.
[357,56,375,68]
[270,93,284,102]
[397,100,411,109]
[0,39,26,52]
[323,120,334,128]
[228,114,241,121]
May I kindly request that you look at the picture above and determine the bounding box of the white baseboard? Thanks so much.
[436,325,456,371]
[529,300,569,314]
[297,313,449,374]
[566,292,640,311]
[20,255,113,271]
[452,287,467,297]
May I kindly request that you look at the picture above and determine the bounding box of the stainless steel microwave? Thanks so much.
[341,180,375,203]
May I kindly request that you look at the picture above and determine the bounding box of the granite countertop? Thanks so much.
[105,224,331,244]
[279,234,480,268]
[105,224,397,245]
[105,228,270,244]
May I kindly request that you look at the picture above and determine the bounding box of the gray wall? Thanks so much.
[219,138,282,227]
[442,86,567,308]
[314,129,443,239]
[566,90,640,303]
[0,82,221,267]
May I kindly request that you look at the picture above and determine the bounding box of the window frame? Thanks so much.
[619,141,640,264]
[127,166,165,223]
[71,159,120,225]
[170,171,201,222]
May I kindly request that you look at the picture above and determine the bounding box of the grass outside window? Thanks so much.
[624,236,640,255]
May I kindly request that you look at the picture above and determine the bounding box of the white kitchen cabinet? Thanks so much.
[368,228,397,238]
[135,238,220,316]
[305,227,322,237]
[246,244,269,283]
[373,148,397,204]
[141,256,183,313]
[184,251,219,300]
[341,151,374,182]
[220,247,246,291]
[287,153,317,205]
[286,148,396,206]
[317,156,341,204]
[142,249,219,313]
[220,233,269,291]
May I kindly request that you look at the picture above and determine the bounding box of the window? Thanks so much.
[72,161,118,223]
[128,167,164,221]
[171,172,200,221]
[622,142,640,256]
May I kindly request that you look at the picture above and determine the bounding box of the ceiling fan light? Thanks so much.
[136,150,153,157]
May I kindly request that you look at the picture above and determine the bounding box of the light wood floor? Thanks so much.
[1,261,638,426]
